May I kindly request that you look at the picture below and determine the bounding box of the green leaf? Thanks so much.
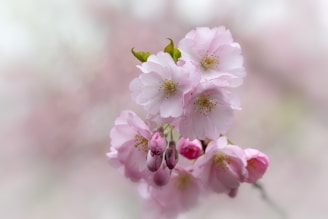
[164,38,181,63]
[131,48,151,62]
[164,38,174,54]
[171,48,181,63]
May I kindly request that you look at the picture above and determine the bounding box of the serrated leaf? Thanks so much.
[131,48,151,62]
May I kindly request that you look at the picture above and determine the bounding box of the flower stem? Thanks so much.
[252,182,288,219]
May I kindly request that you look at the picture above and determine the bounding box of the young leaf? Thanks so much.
[131,48,151,62]
[164,38,175,54]
[171,48,181,63]
[164,38,181,63]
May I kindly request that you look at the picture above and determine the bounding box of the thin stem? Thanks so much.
[253,182,288,219]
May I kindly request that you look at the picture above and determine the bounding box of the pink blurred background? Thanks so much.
[1,0,328,218]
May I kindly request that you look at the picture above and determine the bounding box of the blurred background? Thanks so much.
[1,0,328,218]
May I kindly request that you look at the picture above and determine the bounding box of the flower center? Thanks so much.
[134,135,148,152]
[175,172,191,190]
[247,158,257,169]
[194,94,216,114]
[200,55,218,71]
[160,79,178,97]
[212,152,231,171]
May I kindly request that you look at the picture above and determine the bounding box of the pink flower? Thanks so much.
[107,110,152,181]
[146,150,163,172]
[148,132,167,155]
[164,141,179,169]
[129,52,200,119]
[193,137,247,194]
[244,148,270,183]
[142,167,203,219]
[177,137,203,160]
[178,26,245,87]
[152,165,171,186]
[179,82,236,140]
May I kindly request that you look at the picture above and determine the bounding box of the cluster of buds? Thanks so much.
[107,27,269,219]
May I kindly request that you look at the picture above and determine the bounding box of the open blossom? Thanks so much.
[179,82,236,140]
[107,110,152,181]
[178,26,245,87]
[244,148,270,183]
[194,137,247,195]
[130,52,200,119]
[142,167,203,219]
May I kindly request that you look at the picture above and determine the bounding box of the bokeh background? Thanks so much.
[1,0,328,218]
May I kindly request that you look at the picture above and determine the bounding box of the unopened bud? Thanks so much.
[146,150,163,172]
[165,141,179,169]
[177,137,202,160]
[153,166,170,186]
[228,188,238,198]
[148,132,166,155]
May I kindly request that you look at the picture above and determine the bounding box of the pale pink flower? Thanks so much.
[178,26,245,87]
[142,167,203,219]
[107,110,152,181]
[244,148,270,183]
[193,137,247,194]
[179,82,236,140]
[177,137,203,160]
[129,52,200,119]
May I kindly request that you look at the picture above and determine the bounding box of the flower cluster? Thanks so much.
[107,26,269,219]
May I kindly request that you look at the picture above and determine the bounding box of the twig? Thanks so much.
[253,182,288,219]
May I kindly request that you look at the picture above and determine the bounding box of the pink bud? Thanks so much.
[148,132,167,155]
[228,188,239,198]
[244,148,269,183]
[147,150,163,172]
[153,166,171,186]
[165,141,179,169]
[177,137,202,160]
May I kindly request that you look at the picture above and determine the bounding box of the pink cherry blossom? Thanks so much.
[244,148,270,183]
[193,137,247,194]
[142,167,203,219]
[107,110,152,181]
[129,52,200,119]
[177,137,203,160]
[178,26,245,87]
[106,27,271,219]
[179,82,236,140]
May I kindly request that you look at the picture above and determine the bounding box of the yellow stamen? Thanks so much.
[175,172,191,190]
[194,94,216,114]
[200,55,218,71]
[212,152,231,171]
[134,135,148,152]
[247,158,257,169]
[160,79,178,97]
